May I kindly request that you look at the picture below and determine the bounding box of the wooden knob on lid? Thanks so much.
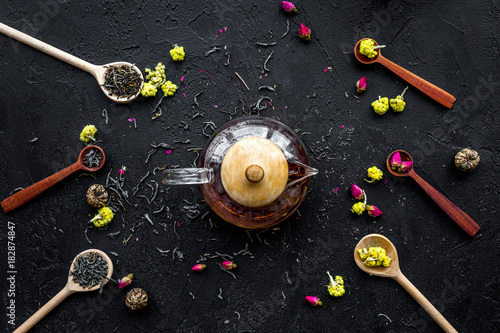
[221,136,288,208]
[245,165,264,183]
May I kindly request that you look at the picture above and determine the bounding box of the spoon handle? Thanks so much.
[0,22,97,74]
[376,56,455,108]
[13,287,73,333]
[394,273,457,333]
[409,171,480,236]
[1,162,82,213]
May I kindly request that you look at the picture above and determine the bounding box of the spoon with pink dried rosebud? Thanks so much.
[386,150,480,236]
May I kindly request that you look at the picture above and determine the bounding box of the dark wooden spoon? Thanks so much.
[354,38,455,108]
[1,145,105,213]
[386,150,480,236]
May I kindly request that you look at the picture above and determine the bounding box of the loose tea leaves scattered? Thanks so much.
[103,64,143,99]
[69,252,109,291]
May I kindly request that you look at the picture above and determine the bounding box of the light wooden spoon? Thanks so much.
[354,234,457,333]
[14,249,113,333]
[0,22,143,103]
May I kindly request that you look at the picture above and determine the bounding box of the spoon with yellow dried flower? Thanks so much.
[1,145,105,213]
[14,249,113,333]
[386,150,480,236]
[354,234,457,333]
[354,38,455,108]
[0,22,143,103]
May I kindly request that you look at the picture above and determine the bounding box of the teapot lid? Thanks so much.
[221,136,288,208]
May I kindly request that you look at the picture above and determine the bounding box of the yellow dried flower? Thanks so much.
[327,271,345,297]
[351,202,365,215]
[161,81,177,96]
[140,82,158,97]
[80,125,97,143]
[365,166,383,183]
[371,96,389,115]
[359,39,385,59]
[170,45,185,61]
[90,206,114,228]
[357,247,392,267]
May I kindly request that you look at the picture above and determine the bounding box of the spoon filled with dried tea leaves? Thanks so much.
[14,249,113,333]
[0,22,143,103]
[1,145,105,213]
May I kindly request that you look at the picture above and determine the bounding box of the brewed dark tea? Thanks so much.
[69,252,109,292]
[83,148,103,168]
[103,64,142,99]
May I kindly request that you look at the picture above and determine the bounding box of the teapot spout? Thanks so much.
[163,168,214,185]
[286,160,318,188]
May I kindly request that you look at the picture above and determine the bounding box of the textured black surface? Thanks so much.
[1,1,499,332]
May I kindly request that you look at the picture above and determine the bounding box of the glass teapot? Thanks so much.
[163,116,318,229]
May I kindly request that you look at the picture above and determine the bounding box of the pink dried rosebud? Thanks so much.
[351,184,365,200]
[192,264,207,272]
[221,261,237,270]
[401,161,413,172]
[366,205,383,217]
[305,296,322,307]
[390,152,402,169]
[281,1,297,13]
[119,274,133,289]
[299,23,311,42]
[356,77,367,94]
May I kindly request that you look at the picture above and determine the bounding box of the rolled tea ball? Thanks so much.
[86,184,109,207]
[454,148,480,171]
[125,288,148,310]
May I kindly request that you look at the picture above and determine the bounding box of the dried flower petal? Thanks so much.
[298,23,311,42]
[366,205,383,217]
[356,77,367,94]
[351,184,365,200]
[305,296,322,306]
[281,1,298,13]
[192,264,207,272]
[221,261,237,270]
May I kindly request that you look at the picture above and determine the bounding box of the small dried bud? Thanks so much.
[356,77,367,94]
[455,148,480,171]
[281,1,297,13]
[119,274,133,289]
[390,152,402,170]
[298,23,311,42]
[305,296,322,306]
[366,205,383,217]
[221,261,237,270]
[192,264,207,272]
[400,161,413,172]
[351,184,365,200]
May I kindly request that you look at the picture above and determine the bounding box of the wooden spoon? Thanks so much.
[1,145,105,213]
[387,150,480,236]
[354,234,457,333]
[354,38,455,108]
[14,249,113,333]
[0,22,143,103]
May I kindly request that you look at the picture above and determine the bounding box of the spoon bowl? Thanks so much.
[353,37,456,108]
[1,145,105,213]
[386,150,480,236]
[0,22,143,103]
[14,249,113,332]
[354,234,457,333]
[353,233,400,278]
[354,37,381,64]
